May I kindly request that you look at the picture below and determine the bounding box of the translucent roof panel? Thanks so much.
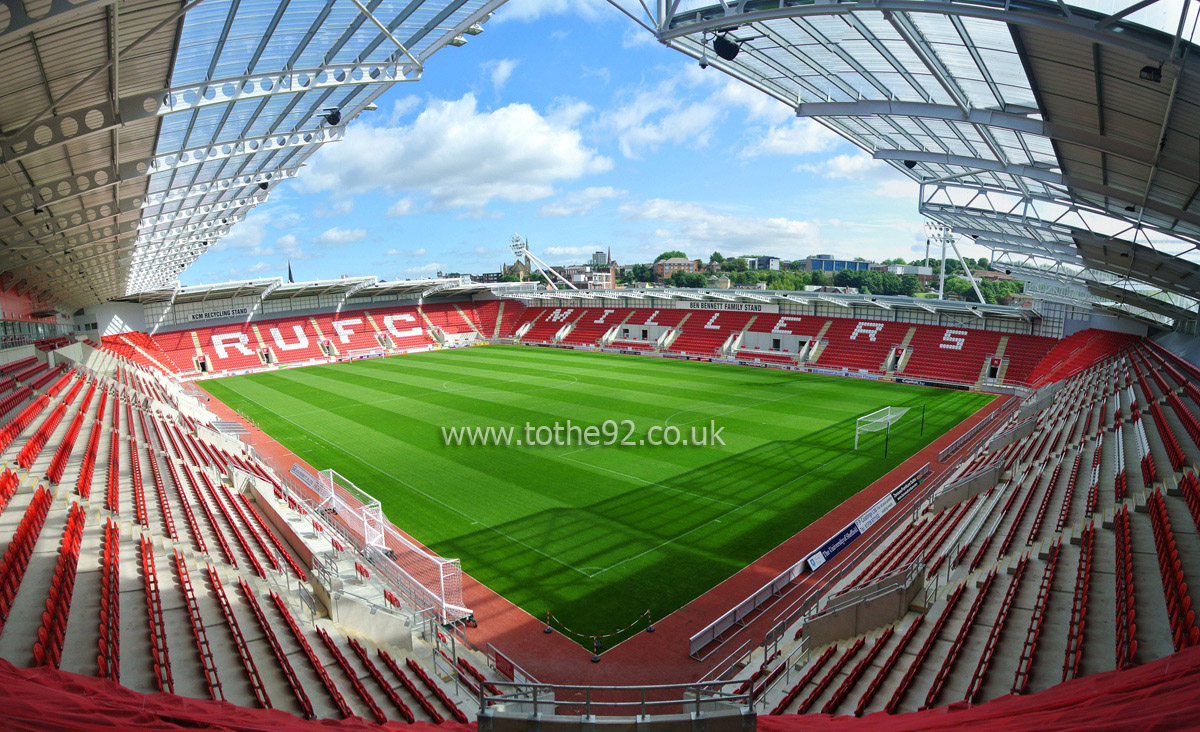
[659,0,1200,322]
[118,0,500,296]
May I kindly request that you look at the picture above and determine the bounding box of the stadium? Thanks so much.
[2,0,1200,730]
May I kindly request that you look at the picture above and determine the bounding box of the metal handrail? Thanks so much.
[480,678,753,719]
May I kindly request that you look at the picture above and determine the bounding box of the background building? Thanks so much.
[803,254,874,273]
[653,257,702,279]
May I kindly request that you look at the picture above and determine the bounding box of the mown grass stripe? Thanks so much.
[203,345,991,642]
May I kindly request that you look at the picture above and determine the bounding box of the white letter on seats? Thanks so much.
[645,310,661,325]
[703,313,722,329]
[332,318,362,343]
[772,317,805,334]
[850,322,885,341]
[211,332,254,359]
[594,309,615,323]
[270,325,309,351]
[384,313,422,339]
[940,329,967,350]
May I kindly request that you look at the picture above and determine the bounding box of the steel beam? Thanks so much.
[0,0,115,43]
[145,167,300,208]
[794,101,1194,179]
[873,149,1065,185]
[659,0,1187,63]
[887,149,1200,231]
[2,147,308,223]
[147,126,341,177]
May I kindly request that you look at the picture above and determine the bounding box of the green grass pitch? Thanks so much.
[201,345,992,643]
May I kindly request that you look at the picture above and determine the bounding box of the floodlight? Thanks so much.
[713,33,740,61]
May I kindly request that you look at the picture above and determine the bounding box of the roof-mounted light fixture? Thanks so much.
[713,33,740,61]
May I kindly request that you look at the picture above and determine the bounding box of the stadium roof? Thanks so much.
[0,0,503,311]
[513,286,1035,320]
[642,0,1200,329]
[114,274,497,304]
[7,0,1200,332]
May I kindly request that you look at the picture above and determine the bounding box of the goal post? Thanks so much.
[855,405,925,453]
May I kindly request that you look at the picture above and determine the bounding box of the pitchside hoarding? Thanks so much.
[804,465,929,572]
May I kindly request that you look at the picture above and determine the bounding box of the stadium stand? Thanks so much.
[7,0,1200,726]
[0,347,495,727]
[735,338,1200,717]
[5,302,1200,729]
[103,304,1086,398]
[665,311,756,356]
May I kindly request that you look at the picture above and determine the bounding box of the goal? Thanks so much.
[855,406,911,450]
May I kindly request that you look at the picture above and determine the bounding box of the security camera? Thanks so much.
[699,60,708,69]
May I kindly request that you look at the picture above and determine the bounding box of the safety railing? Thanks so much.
[479,678,753,720]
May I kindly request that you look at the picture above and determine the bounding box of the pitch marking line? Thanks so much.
[588,450,852,577]
[555,452,743,509]
[226,390,601,579]
[277,371,580,419]
[662,385,817,428]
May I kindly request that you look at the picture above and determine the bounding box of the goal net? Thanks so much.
[855,406,910,450]
[283,463,470,624]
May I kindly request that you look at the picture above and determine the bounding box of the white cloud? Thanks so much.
[300,93,611,210]
[820,153,883,179]
[496,0,608,21]
[874,178,920,199]
[711,75,793,124]
[742,119,841,157]
[385,247,426,257]
[599,65,808,159]
[275,234,305,259]
[547,98,592,128]
[315,198,354,217]
[600,77,721,158]
[314,227,367,247]
[538,186,624,217]
[212,206,305,257]
[545,245,599,258]
[581,66,612,85]
[487,59,519,93]
[622,26,657,49]
[405,263,443,275]
[387,198,415,217]
[227,260,276,277]
[389,95,420,124]
[621,198,820,258]
[802,153,920,199]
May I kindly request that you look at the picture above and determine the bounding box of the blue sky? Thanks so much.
[186,0,951,286]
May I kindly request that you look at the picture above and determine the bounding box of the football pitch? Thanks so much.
[201,345,992,643]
